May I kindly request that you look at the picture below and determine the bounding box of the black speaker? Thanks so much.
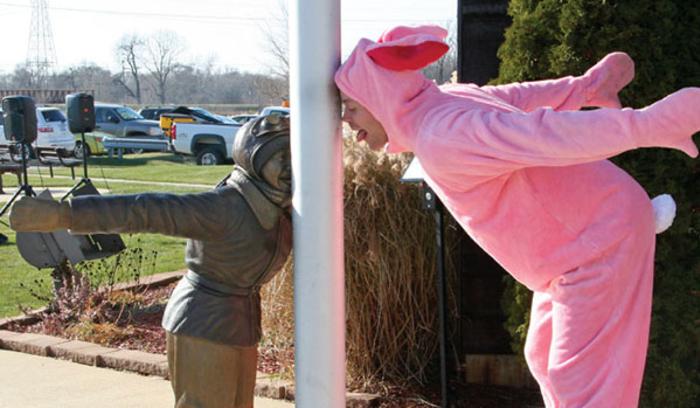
[66,93,95,134]
[2,96,37,144]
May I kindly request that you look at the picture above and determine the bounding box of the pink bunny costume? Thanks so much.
[335,25,699,407]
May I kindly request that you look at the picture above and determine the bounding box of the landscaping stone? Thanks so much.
[254,377,293,399]
[49,340,117,366]
[0,331,69,356]
[0,329,24,343]
[347,392,382,407]
[0,307,47,330]
[98,349,169,377]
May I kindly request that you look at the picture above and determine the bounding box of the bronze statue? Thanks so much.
[10,114,292,408]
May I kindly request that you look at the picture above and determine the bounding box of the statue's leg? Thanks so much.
[167,332,258,408]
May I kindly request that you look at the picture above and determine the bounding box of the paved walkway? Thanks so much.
[0,349,293,408]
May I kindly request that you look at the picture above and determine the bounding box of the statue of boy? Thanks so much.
[10,114,292,408]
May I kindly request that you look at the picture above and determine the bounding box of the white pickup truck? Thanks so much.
[169,106,289,165]
[170,121,241,165]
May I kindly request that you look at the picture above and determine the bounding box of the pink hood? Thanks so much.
[335,26,448,153]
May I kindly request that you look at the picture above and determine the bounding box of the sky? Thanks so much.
[0,0,457,75]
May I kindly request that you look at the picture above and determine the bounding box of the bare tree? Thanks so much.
[423,22,458,85]
[143,31,186,104]
[261,1,289,83]
[10,63,36,88]
[252,74,288,104]
[113,34,145,103]
[52,63,111,94]
[0,58,298,106]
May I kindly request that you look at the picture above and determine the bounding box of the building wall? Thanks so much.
[455,0,512,356]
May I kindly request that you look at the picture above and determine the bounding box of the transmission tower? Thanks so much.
[26,0,58,87]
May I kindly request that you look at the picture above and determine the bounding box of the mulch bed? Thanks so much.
[5,282,304,376]
[6,283,172,355]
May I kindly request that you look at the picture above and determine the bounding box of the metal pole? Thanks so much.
[435,200,449,407]
[80,132,88,180]
[290,0,345,406]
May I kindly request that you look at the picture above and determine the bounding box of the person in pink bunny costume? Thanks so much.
[335,25,699,407]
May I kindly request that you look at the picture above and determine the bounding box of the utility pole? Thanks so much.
[26,0,58,88]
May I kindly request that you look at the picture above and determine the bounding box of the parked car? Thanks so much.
[169,120,241,165]
[258,106,290,117]
[230,114,257,125]
[94,103,165,153]
[169,106,237,125]
[161,106,249,165]
[159,106,236,139]
[138,106,176,120]
[169,107,289,166]
[0,106,76,155]
[73,130,109,159]
[36,107,77,153]
[141,106,235,124]
[94,103,164,139]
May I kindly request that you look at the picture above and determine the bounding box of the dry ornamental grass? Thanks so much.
[261,138,460,391]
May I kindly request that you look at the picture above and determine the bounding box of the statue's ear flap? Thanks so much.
[366,25,449,71]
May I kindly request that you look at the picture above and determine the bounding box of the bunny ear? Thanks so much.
[366,25,449,71]
[377,25,448,43]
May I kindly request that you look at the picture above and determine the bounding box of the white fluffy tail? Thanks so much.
[651,194,676,234]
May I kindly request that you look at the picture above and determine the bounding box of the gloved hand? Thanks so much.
[638,87,700,158]
[583,52,635,109]
[9,196,72,232]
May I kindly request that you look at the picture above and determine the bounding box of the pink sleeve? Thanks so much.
[477,52,636,112]
[435,88,699,170]
[478,76,588,112]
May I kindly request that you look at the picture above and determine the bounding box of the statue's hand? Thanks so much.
[9,196,72,232]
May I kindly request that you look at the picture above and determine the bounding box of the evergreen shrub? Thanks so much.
[497,1,699,406]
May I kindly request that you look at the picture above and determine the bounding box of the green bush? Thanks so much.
[497,1,700,406]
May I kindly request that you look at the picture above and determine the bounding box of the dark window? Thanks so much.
[95,108,109,123]
[115,107,142,121]
[41,109,67,123]
[140,108,171,120]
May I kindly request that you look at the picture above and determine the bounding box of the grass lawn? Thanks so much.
[8,177,214,195]
[25,152,231,184]
[0,153,232,318]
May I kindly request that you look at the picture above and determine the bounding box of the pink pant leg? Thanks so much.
[546,231,655,408]
[524,292,558,407]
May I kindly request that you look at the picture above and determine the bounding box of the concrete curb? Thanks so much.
[0,270,382,407]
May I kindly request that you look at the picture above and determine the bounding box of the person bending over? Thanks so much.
[336,25,698,408]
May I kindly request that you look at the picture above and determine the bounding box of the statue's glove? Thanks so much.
[9,196,72,232]
[582,52,635,109]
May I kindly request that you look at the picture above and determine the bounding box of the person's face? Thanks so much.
[260,149,292,193]
[341,93,388,151]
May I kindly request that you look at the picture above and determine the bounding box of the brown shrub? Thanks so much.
[261,137,457,390]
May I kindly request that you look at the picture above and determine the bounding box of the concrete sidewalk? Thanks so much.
[0,349,294,408]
